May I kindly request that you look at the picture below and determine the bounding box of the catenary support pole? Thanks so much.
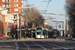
[19,9,21,39]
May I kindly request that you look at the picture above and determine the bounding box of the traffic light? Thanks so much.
[14,16,15,18]
[13,14,17,23]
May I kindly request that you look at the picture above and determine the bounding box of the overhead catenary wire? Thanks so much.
[41,0,51,13]
[45,0,51,12]
[26,0,28,5]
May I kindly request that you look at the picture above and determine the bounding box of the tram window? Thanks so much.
[43,32,45,35]
[53,29,58,31]
[54,31,57,33]
[37,32,41,35]
[37,28,42,30]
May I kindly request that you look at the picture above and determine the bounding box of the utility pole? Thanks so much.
[65,15,68,37]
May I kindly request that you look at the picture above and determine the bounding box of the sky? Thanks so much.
[23,0,66,29]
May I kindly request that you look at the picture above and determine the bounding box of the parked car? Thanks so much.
[0,35,5,39]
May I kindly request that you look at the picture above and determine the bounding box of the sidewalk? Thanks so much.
[56,37,75,41]
[1,37,75,42]
[0,38,66,42]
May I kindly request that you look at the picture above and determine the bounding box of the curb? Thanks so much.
[0,46,15,48]
[1,38,75,42]
[55,39,65,41]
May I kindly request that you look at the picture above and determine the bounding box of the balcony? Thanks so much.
[7,11,11,14]
[6,6,11,8]
[5,2,11,5]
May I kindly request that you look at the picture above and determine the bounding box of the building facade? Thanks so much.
[0,0,23,14]
[0,0,24,37]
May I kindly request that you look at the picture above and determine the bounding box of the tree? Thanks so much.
[44,24,52,30]
[65,0,75,37]
[23,4,45,28]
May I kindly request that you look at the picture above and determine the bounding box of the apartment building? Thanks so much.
[0,0,23,14]
[0,0,24,36]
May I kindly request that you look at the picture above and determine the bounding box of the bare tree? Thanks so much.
[23,4,45,28]
[65,0,75,37]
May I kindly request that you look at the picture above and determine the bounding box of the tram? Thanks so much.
[52,29,59,38]
[35,28,52,39]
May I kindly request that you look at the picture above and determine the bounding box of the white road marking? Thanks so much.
[15,42,19,50]
[57,41,75,47]
[42,41,64,48]
[42,41,75,50]
[32,41,46,50]
[58,41,75,43]
[23,42,30,50]
[52,42,70,46]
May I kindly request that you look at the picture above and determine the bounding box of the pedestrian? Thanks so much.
[16,33,18,40]
[14,34,15,39]
[31,32,33,38]
[11,33,14,39]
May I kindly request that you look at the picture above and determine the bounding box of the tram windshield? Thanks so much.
[37,32,41,35]
[37,28,42,30]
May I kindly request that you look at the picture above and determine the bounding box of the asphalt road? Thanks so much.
[0,42,15,50]
[0,41,75,50]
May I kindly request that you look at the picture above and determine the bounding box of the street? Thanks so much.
[0,41,75,50]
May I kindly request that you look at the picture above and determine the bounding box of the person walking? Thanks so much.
[31,32,33,38]
[14,34,15,39]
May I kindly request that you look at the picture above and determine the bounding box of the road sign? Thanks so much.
[58,25,61,28]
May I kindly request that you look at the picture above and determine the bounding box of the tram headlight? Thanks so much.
[36,36,38,37]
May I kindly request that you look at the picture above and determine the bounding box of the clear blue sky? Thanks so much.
[23,0,66,27]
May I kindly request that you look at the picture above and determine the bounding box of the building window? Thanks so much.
[14,4,18,7]
[7,4,10,7]
[8,8,10,11]
[2,4,5,7]
[22,1,23,3]
[6,0,10,2]
[14,8,18,11]
[14,0,18,2]
[2,0,5,2]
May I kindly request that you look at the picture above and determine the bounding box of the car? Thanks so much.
[0,35,5,39]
